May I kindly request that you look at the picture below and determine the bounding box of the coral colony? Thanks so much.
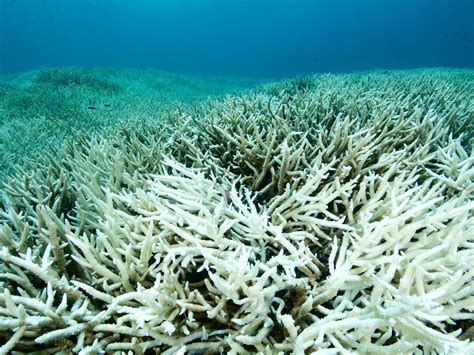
[0,69,473,353]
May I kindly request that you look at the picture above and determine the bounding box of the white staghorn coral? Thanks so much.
[0,69,473,353]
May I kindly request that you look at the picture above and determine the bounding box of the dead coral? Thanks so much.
[0,69,473,353]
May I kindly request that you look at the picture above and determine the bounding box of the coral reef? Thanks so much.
[0,69,473,353]
[0,67,264,174]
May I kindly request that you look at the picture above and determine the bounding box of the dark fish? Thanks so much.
[315,57,320,61]
[88,106,97,110]
[104,103,111,107]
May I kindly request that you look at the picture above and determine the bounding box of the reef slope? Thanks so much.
[0,68,473,353]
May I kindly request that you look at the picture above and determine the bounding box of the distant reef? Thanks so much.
[0,68,473,353]
[0,67,266,174]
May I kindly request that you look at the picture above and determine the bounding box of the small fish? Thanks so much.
[104,103,111,107]
[315,57,320,61]
[88,106,97,110]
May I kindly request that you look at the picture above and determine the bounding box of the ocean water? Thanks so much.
[1,0,473,77]
[0,1,474,354]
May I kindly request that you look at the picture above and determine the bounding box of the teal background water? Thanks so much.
[0,0,473,77]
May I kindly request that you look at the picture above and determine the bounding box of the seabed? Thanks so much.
[0,67,473,353]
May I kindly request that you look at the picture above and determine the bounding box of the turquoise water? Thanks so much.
[1,0,473,77]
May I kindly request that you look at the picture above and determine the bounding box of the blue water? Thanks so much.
[1,0,473,78]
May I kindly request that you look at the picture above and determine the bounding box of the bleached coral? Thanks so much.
[0,69,473,353]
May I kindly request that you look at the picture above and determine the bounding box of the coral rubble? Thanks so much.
[0,69,473,353]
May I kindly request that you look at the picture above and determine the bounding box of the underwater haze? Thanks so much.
[0,0,473,77]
